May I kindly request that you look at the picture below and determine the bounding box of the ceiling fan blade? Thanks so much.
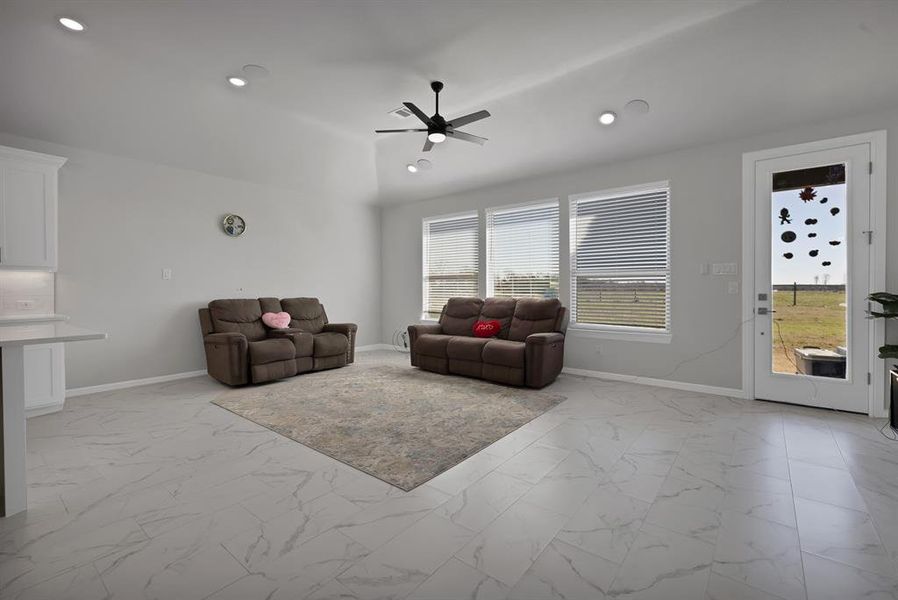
[447,110,491,129]
[448,130,487,145]
[403,102,432,125]
[423,138,434,152]
[375,128,428,133]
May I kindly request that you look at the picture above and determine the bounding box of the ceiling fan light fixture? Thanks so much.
[406,163,418,173]
[58,17,85,31]
[427,132,447,143]
[227,76,248,88]
[599,111,617,125]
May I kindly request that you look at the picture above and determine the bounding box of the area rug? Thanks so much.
[212,364,565,490]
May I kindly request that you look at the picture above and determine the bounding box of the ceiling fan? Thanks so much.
[375,81,490,152]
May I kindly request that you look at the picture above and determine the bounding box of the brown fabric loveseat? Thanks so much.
[408,297,567,388]
[198,297,357,385]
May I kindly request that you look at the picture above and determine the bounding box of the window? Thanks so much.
[570,183,670,333]
[422,212,479,319]
[486,201,559,299]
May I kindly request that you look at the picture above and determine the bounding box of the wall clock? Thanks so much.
[222,214,246,237]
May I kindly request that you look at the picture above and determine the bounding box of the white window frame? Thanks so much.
[421,210,480,322]
[485,198,560,299]
[568,181,672,343]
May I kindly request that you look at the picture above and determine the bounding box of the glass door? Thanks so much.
[753,144,871,412]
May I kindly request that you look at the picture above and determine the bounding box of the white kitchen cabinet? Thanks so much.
[23,342,66,417]
[0,145,66,270]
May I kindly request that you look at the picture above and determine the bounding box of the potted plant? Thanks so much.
[868,292,898,359]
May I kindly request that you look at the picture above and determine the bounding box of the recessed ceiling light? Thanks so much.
[625,99,650,115]
[58,17,85,31]
[416,159,432,171]
[427,132,447,143]
[227,76,248,88]
[406,163,418,173]
[598,111,617,125]
[242,64,270,79]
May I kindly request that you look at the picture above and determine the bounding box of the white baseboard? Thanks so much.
[562,367,745,399]
[66,369,208,398]
[26,401,65,418]
[357,344,399,352]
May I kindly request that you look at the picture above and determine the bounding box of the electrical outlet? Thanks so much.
[16,300,35,310]
[161,268,172,280]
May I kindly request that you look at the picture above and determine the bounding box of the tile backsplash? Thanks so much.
[0,271,55,317]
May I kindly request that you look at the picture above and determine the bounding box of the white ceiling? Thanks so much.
[2,1,898,204]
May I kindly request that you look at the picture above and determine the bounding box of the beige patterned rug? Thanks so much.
[213,363,565,490]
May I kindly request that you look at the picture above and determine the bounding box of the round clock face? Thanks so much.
[222,214,246,237]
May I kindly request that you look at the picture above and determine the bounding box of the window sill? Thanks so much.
[567,326,672,344]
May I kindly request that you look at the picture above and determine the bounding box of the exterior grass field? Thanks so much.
[771,289,846,374]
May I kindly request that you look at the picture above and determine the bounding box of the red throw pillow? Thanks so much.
[473,320,501,338]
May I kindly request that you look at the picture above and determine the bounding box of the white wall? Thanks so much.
[381,106,898,391]
[0,132,381,390]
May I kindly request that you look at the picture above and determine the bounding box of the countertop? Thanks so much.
[0,322,106,346]
[0,314,69,325]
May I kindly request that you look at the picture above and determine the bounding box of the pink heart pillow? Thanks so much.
[262,312,291,329]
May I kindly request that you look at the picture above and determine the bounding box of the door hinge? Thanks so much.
[863,230,873,245]
[869,161,873,175]
[867,372,872,385]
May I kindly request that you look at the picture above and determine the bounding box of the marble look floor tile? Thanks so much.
[94,506,259,600]
[0,513,147,596]
[794,497,895,577]
[802,552,898,600]
[656,475,726,510]
[8,564,110,600]
[435,471,532,533]
[225,492,362,570]
[556,487,650,564]
[456,500,569,587]
[407,558,509,600]
[334,485,450,550]
[607,522,713,600]
[508,539,617,600]
[337,513,474,599]
[305,578,361,600]
[704,572,786,600]
[426,451,508,496]
[9,352,898,600]
[788,460,867,511]
[720,489,796,529]
[645,496,721,544]
[495,444,570,485]
[207,530,369,600]
[712,512,805,600]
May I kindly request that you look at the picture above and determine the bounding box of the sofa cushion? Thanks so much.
[209,299,267,341]
[439,297,484,336]
[313,332,348,357]
[415,333,454,358]
[280,298,328,334]
[482,339,525,368]
[508,298,562,342]
[248,338,296,365]
[480,297,517,339]
[447,336,490,361]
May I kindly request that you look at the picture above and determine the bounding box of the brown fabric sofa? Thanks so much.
[408,297,567,388]
[198,297,357,385]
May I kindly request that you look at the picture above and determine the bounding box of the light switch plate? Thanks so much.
[712,262,738,276]
[161,268,172,280]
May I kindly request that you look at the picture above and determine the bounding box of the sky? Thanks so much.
[771,182,846,285]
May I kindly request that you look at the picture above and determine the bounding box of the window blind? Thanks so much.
[571,185,670,330]
[486,201,559,299]
[422,212,479,319]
